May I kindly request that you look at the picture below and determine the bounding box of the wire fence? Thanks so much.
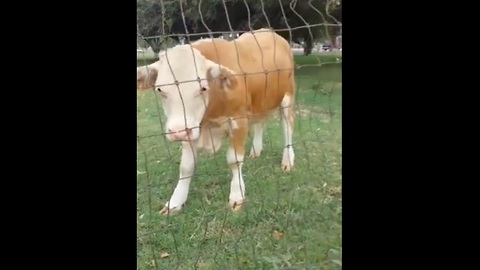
[137,0,342,269]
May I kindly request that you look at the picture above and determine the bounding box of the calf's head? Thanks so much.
[137,45,237,142]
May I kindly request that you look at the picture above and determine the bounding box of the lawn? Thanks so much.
[137,53,342,269]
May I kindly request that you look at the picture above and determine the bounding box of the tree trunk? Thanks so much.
[303,34,313,55]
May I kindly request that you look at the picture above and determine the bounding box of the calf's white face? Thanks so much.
[136,45,237,142]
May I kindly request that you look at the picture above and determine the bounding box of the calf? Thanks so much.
[137,28,296,214]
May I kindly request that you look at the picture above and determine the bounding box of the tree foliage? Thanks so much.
[137,0,342,53]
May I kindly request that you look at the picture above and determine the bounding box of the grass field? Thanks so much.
[137,53,342,269]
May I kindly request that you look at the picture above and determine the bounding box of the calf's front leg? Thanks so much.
[160,141,198,215]
[227,118,248,211]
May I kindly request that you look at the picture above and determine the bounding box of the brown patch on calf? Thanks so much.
[193,28,297,163]
[228,118,248,166]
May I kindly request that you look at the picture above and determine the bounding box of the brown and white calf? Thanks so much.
[136,28,296,214]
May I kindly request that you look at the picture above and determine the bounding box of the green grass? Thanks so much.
[137,55,342,269]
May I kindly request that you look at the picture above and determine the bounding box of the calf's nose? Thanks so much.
[167,127,192,141]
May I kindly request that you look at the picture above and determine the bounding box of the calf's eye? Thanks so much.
[201,87,207,91]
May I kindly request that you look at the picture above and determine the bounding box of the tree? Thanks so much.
[137,0,342,54]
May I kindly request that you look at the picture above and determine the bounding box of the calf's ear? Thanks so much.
[206,60,237,90]
[137,63,158,90]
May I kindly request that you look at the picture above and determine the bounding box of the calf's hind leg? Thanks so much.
[249,123,263,158]
[280,94,295,171]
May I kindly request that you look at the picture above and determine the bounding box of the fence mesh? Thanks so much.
[137,0,342,269]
